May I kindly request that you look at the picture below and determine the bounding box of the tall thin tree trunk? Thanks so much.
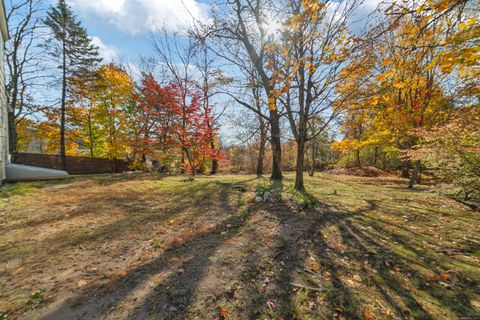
[210,139,218,175]
[210,150,218,175]
[416,165,422,184]
[253,87,266,178]
[309,141,316,177]
[257,129,266,178]
[8,24,20,154]
[269,108,282,182]
[8,112,17,153]
[373,146,379,167]
[295,140,306,191]
[87,113,94,158]
[408,160,421,188]
[356,149,361,168]
[60,37,67,170]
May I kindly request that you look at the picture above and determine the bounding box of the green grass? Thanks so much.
[0,172,478,319]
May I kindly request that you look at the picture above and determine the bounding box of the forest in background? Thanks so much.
[5,0,479,197]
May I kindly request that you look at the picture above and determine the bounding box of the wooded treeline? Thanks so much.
[6,0,479,196]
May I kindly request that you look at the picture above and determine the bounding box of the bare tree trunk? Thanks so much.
[401,161,410,178]
[60,37,67,170]
[308,141,316,177]
[6,0,42,155]
[87,112,94,158]
[256,89,267,178]
[416,165,422,184]
[210,139,219,175]
[295,140,306,191]
[270,108,282,182]
[257,129,266,178]
[356,149,361,168]
[210,161,219,174]
[408,160,421,188]
[373,146,379,167]
[8,112,17,153]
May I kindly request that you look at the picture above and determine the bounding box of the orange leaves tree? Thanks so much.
[135,75,222,176]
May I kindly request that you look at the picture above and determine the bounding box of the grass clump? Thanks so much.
[286,186,317,208]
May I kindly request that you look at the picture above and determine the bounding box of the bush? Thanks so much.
[410,109,480,200]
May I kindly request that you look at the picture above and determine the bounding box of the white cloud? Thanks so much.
[69,0,210,35]
[91,36,118,63]
[363,0,383,10]
[123,61,142,80]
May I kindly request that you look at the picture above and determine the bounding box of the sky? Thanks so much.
[60,0,382,143]
[66,0,213,66]
[5,0,384,81]
[62,0,382,67]
[8,0,383,143]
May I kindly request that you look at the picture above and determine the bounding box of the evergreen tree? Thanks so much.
[44,0,101,169]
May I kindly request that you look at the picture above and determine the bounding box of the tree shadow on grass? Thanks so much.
[9,177,478,320]
[259,190,479,319]
[328,202,479,319]
[239,196,370,319]
[245,205,309,319]
[38,180,248,320]
[0,173,171,233]
[345,219,480,317]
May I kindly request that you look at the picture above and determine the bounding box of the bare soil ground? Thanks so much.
[0,173,479,319]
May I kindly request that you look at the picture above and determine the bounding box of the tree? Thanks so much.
[306,117,331,176]
[250,72,269,178]
[151,29,195,173]
[93,64,134,168]
[224,63,269,178]
[136,74,222,176]
[208,0,285,182]
[67,96,103,158]
[280,0,362,191]
[44,0,101,169]
[409,107,480,200]
[16,107,80,155]
[5,0,45,153]
[194,45,227,175]
[334,5,464,187]
[228,76,270,178]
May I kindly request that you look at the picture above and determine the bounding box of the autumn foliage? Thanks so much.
[11,0,479,194]
[135,75,222,175]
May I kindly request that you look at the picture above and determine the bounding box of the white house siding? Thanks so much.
[0,0,8,183]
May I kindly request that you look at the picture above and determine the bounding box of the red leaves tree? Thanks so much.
[135,74,222,175]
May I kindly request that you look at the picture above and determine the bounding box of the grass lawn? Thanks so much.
[0,173,479,319]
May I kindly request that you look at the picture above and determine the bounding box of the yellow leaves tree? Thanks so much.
[92,64,135,162]
[386,0,479,76]
[16,108,80,155]
[335,8,457,179]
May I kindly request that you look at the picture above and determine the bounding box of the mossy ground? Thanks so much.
[0,173,478,319]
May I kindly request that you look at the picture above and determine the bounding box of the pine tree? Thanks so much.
[44,0,101,169]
